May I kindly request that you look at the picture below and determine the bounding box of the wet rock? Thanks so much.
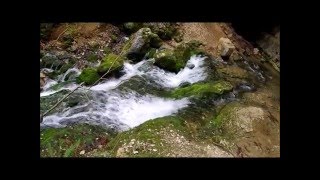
[170,81,233,99]
[97,53,124,75]
[153,41,203,73]
[124,28,163,61]
[76,68,100,85]
[187,63,195,69]
[179,82,191,88]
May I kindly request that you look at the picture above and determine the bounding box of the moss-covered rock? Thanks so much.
[153,40,204,73]
[124,28,163,61]
[169,81,233,99]
[153,49,180,72]
[76,68,100,85]
[97,53,124,74]
[144,23,178,40]
[94,116,186,157]
[40,123,112,157]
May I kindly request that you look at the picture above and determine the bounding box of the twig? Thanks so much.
[40,82,85,122]
[56,28,69,41]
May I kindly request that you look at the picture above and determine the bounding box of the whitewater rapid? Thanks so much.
[40,55,208,131]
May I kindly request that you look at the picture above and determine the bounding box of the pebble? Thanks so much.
[153,149,157,152]
[133,151,139,154]
[79,150,85,155]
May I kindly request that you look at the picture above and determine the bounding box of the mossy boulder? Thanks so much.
[153,40,204,73]
[97,53,124,74]
[40,123,112,157]
[153,49,180,72]
[76,68,100,85]
[123,28,163,61]
[169,81,233,99]
[144,23,178,40]
[93,116,186,157]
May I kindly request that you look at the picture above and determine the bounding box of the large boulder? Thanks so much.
[97,53,124,74]
[76,68,100,85]
[169,81,233,99]
[153,40,203,73]
[217,38,235,59]
[123,28,163,61]
[144,23,178,40]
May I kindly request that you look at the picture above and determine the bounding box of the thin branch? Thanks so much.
[40,82,85,122]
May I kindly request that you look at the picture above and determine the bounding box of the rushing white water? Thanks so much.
[42,90,190,131]
[60,68,81,82]
[41,55,207,131]
[40,68,81,97]
[90,60,145,91]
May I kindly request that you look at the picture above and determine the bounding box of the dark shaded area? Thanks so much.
[231,22,279,44]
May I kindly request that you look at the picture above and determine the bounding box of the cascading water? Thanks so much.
[40,55,208,131]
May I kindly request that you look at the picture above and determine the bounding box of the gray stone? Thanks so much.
[187,63,195,69]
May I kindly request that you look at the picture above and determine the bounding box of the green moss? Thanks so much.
[76,68,100,85]
[174,40,203,62]
[169,81,233,99]
[200,102,242,141]
[40,124,112,157]
[97,53,124,74]
[146,23,178,40]
[153,49,180,72]
[103,116,186,157]
[153,40,204,73]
